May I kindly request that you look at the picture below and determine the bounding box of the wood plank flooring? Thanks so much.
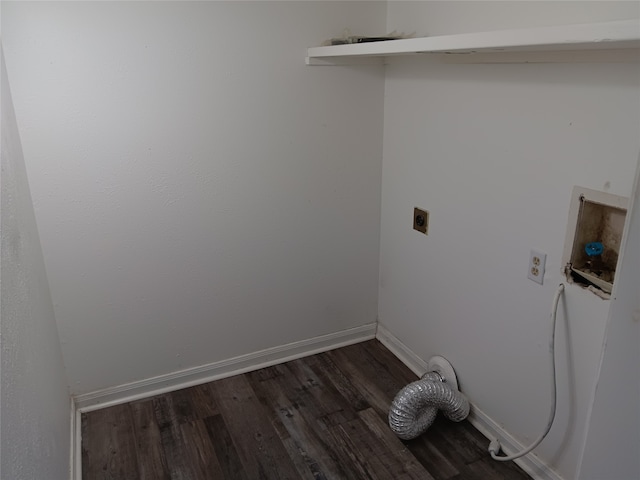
[82,340,531,480]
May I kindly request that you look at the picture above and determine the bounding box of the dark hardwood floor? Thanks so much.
[82,340,531,479]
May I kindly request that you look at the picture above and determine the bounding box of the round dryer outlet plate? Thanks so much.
[427,355,459,391]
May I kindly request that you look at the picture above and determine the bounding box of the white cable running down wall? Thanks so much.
[489,283,565,462]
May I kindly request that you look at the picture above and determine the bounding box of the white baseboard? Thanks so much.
[468,406,565,480]
[375,321,565,480]
[74,323,376,413]
[69,397,81,480]
[375,322,429,377]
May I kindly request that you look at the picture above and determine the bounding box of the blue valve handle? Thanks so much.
[585,242,604,257]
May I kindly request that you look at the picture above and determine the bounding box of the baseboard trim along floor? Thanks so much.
[70,398,81,480]
[73,323,377,413]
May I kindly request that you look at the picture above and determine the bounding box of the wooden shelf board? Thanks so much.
[306,20,640,64]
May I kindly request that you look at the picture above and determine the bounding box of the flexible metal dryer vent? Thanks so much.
[389,356,470,440]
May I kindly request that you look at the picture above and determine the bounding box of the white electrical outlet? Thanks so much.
[528,249,546,285]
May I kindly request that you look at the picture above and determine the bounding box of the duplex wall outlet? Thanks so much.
[528,249,546,285]
[413,208,429,235]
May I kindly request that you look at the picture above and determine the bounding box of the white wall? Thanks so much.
[386,0,640,36]
[2,1,386,395]
[1,48,71,480]
[4,2,639,478]
[578,155,640,479]
[381,2,640,479]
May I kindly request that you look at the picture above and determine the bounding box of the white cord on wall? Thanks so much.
[488,283,565,462]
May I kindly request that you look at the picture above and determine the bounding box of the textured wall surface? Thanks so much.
[3,1,386,395]
[1,48,71,480]
[380,2,640,479]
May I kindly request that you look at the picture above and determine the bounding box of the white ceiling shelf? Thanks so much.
[306,19,640,65]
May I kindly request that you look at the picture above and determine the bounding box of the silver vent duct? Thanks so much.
[389,357,469,441]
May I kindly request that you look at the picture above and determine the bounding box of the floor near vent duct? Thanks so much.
[81,340,531,479]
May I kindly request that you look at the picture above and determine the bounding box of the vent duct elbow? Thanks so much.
[389,359,469,441]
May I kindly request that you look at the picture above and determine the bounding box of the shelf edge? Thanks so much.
[306,19,640,61]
